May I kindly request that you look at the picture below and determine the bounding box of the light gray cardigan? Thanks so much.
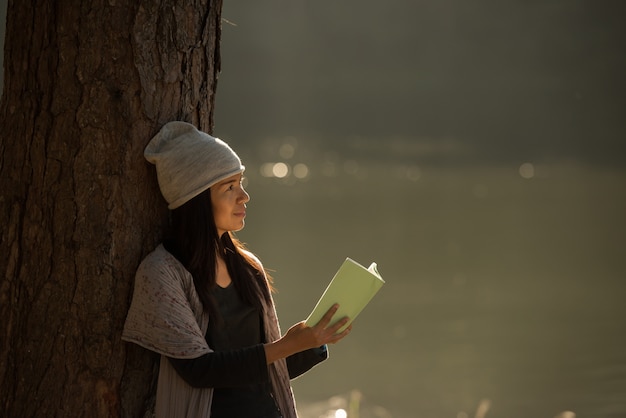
[122,245,298,418]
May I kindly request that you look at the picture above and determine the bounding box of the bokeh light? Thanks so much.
[293,163,310,179]
[334,409,347,418]
[519,162,535,179]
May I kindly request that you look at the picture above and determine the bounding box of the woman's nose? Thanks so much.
[239,188,250,203]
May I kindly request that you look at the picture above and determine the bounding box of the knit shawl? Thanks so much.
[122,244,298,418]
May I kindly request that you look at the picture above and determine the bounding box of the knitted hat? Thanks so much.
[144,121,245,209]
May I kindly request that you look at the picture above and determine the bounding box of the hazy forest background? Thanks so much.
[2,1,625,418]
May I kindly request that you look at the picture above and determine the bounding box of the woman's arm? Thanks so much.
[168,344,269,388]
[170,304,351,387]
[286,345,328,379]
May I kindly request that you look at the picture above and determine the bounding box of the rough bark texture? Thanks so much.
[0,1,223,416]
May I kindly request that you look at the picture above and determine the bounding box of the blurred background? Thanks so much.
[2,1,625,417]
[214,1,626,418]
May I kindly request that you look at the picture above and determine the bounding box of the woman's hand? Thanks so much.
[264,304,352,364]
[285,304,352,348]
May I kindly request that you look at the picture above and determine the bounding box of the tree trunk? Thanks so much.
[0,1,223,416]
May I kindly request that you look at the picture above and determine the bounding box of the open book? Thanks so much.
[305,258,385,332]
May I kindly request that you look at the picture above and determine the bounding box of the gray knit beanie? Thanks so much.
[144,121,245,209]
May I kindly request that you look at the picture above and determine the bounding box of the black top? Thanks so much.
[168,280,328,418]
[208,282,262,351]
[208,282,279,417]
[170,281,279,417]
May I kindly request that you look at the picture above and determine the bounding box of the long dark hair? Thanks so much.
[164,188,272,318]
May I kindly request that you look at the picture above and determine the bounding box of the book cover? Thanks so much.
[305,257,385,332]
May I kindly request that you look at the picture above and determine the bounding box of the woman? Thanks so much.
[122,121,351,418]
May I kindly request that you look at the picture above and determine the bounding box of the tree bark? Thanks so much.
[0,1,223,416]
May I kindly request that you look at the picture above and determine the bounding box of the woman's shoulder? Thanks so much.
[136,244,193,288]
[139,243,175,269]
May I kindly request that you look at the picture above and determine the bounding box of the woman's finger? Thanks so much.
[328,324,352,344]
[315,304,339,328]
[328,316,350,334]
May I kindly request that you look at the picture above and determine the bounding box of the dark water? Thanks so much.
[215,2,626,416]
[236,155,626,418]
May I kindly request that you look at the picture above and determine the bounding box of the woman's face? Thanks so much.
[210,173,250,237]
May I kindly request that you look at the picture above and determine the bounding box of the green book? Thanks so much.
[305,257,385,332]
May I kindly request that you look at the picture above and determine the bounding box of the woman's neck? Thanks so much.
[215,255,232,288]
